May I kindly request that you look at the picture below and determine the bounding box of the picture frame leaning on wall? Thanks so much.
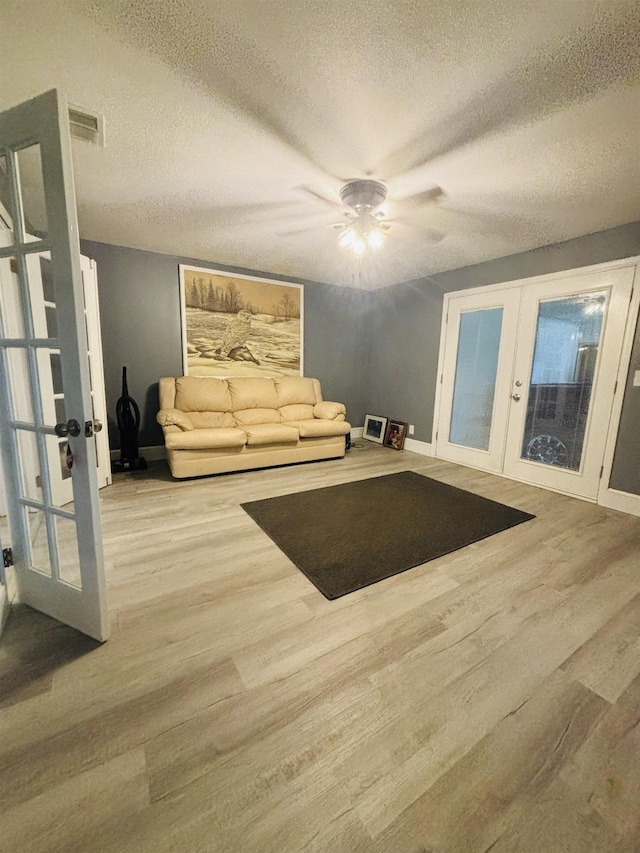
[363,413,388,444]
[384,419,408,450]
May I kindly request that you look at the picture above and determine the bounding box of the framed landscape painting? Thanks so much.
[179,266,304,378]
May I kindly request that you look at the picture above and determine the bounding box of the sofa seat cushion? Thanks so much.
[284,418,351,438]
[243,424,300,446]
[165,427,247,451]
[175,376,232,413]
[228,377,278,411]
[234,408,281,426]
[275,376,318,407]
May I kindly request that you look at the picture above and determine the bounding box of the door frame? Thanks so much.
[432,257,640,505]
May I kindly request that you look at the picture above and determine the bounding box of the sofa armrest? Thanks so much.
[156,409,194,431]
[313,401,346,421]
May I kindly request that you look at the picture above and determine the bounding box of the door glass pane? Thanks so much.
[15,428,43,501]
[449,307,503,451]
[16,144,48,239]
[0,256,25,336]
[55,515,82,588]
[27,507,52,576]
[5,348,34,422]
[521,292,607,470]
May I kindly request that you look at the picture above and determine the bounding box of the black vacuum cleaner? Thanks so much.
[112,366,147,472]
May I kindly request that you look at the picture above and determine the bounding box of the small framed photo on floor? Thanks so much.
[363,413,388,444]
[384,419,408,450]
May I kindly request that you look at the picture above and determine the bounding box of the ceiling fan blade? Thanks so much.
[294,184,345,211]
[387,219,446,242]
[275,226,315,236]
[393,185,445,207]
[380,8,640,180]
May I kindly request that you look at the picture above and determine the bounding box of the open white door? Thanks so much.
[0,89,109,641]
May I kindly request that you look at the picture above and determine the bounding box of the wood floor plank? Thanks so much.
[560,591,640,702]
[367,669,609,853]
[1,444,639,852]
[2,748,150,853]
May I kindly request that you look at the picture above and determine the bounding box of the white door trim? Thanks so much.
[597,264,640,510]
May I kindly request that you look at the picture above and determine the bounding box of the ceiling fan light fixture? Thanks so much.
[338,226,357,249]
[337,180,390,255]
[351,233,367,255]
[366,227,386,251]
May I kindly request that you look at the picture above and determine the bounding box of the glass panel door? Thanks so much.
[503,268,635,499]
[436,289,520,472]
[0,90,109,641]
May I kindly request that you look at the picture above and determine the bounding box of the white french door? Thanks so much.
[436,264,636,500]
[0,90,109,641]
[435,288,520,472]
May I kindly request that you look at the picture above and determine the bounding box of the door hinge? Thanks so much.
[36,474,42,489]
[440,373,443,384]
[3,548,13,568]
[600,466,604,479]
[614,379,618,395]
[436,431,439,441]
[10,258,18,274]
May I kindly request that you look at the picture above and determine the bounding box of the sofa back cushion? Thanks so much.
[227,378,278,411]
[234,408,281,426]
[175,376,232,413]
[279,404,315,421]
[274,377,318,407]
[188,411,236,429]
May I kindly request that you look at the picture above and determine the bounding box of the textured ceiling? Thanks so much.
[1,0,639,288]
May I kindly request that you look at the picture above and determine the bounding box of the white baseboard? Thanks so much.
[109,435,436,461]
[403,437,433,457]
[598,487,640,517]
[110,445,167,463]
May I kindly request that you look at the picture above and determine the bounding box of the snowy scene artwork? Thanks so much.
[179,266,303,378]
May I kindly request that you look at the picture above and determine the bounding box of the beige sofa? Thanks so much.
[157,375,351,478]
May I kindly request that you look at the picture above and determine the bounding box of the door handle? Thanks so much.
[55,419,81,437]
[511,394,521,402]
[84,419,103,437]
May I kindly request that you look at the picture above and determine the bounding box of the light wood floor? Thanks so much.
[1,444,640,853]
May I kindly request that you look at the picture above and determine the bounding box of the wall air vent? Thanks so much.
[68,106,104,146]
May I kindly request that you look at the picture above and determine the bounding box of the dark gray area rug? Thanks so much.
[241,471,535,599]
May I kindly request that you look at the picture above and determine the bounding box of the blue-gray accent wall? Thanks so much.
[81,241,370,450]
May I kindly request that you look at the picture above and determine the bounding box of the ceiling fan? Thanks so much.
[291,179,445,253]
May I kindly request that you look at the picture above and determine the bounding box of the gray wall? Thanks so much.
[365,221,640,495]
[81,241,369,449]
[610,310,640,495]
